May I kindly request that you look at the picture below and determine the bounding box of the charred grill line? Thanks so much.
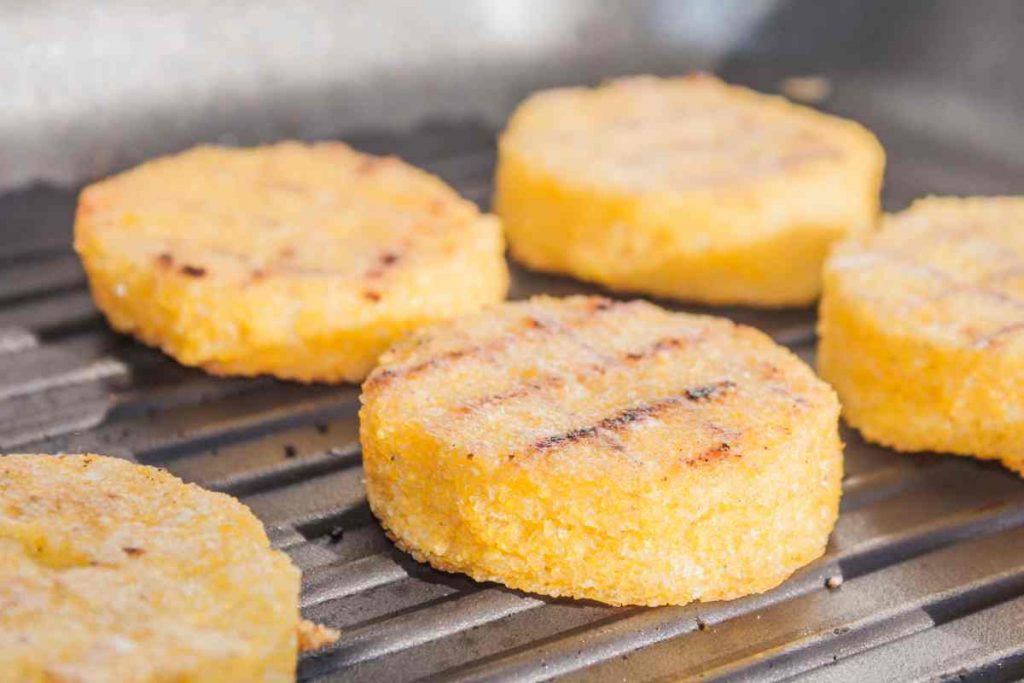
[973,321,1024,348]
[366,342,498,389]
[624,335,702,362]
[686,380,736,401]
[530,379,736,453]
[689,441,736,466]
[450,333,703,417]
[365,250,403,279]
[366,304,626,390]
[871,249,1024,324]
[453,376,566,415]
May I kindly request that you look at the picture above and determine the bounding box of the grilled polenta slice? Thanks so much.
[819,197,1024,473]
[75,142,508,383]
[495,74,885,307]
[361,296,842,606]
[0,453,326,682]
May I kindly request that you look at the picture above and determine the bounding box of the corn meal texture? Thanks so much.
[75,142,508,383]
[361,296,842,606]
[0,454,303,683]
[819,197,1024,474]
[495,74,885,307]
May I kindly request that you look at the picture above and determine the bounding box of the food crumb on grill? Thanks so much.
[297,619,340,652]
[825,574,843,589]
[283,444,298,459]
[780,75,833,103]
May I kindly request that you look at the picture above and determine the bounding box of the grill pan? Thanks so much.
[3,1,1024,680]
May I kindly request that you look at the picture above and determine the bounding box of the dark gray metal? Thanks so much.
[2,1,1024,681]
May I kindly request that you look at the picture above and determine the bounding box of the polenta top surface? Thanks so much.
[363,297,835,473]
[76,142,497,290]
[499,74,869,193]
[825,197,1024,351]
[0,454,299,681]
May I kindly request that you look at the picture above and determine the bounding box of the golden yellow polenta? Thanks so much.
[819,197,1024,474]
[495,74,885,307]
[0,453,329,683]
[361,296,842,606]
[75,142,508,383]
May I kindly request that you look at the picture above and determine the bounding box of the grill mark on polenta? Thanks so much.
[513,76,850,190]
[974,321,1024,348]
[865,249,1024,312]
[366,302,626,389]
[366,336,512,389]
[686,380,737,401]
[687,441,738,466]
[843,248,1024,345]
[529,379,737,453]
[365,250,403,279]
[623,335,698,361]
[450,333,705,417]
[453,375,567,415]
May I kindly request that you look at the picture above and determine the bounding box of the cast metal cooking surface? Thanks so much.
[3,118,1024,683]
[5,2,1024,679]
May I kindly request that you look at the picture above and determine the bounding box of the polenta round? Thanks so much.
[0,454,312,682]
[819,197,1024,473]
[75,142,508,383]
[361,296,842,606]
[495,74,885,307]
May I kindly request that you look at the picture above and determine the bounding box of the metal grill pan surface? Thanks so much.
[3,1,1024,681]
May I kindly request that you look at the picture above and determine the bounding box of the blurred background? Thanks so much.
[3,0,1023,202]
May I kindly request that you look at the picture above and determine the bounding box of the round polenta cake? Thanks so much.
[75,142,508,383]
[495,74,884,307]
[0,453,334,683]
[819,197,1024,474]
[360,296,842,606]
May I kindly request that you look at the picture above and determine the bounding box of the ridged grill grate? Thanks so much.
[3,120,1024,682]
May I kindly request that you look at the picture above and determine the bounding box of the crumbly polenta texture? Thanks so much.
[75,142,508,383]
[361,296,842,606]
[819,197,1024,474]
[495,74,884,307]
[0,454,301,683]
